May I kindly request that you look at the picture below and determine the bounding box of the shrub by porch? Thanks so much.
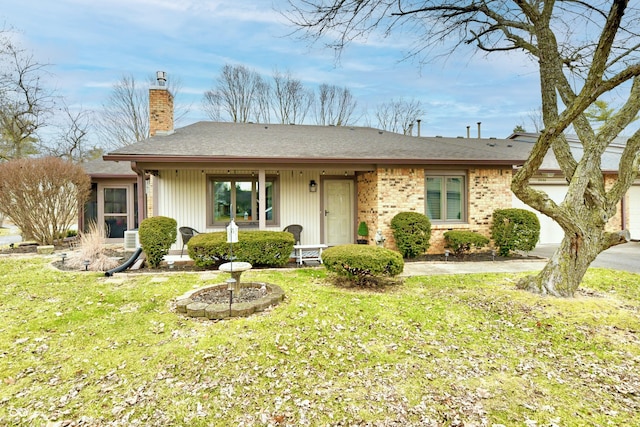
[322,244,404,286]
[188,231,295,268]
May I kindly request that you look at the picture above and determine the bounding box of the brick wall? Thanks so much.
[357,171,379,243]
[149,87,174,136]
[358,166,513,254]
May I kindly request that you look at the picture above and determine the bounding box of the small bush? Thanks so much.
[322,244,404,286]
[139,216,178,268]
[444,230,489,256]
[491,208,540,256]
[390,212,431,258]
[188,231,295,268]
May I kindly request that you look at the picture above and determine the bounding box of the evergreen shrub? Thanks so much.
[139,216,177,268]
[322,244,404,286]
[390,212,431,258]
[491,208,540,256]
[443,230,489,256]
[188,231,295,268]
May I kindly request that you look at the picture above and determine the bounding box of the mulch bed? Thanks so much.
[2,244,543,273]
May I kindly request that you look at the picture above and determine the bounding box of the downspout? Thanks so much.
[131,162,147,225]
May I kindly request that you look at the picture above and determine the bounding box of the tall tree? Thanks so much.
[272,68,313,124]
[97,73,187,150]
[46,103,101,162]
[315,83,357,126]
[287,0,640,296]
[0,32,54,160]
[96,74,148,149]
[203,64,267,123]
[375,97,424,135]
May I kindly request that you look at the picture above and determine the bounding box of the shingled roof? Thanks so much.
[104,122,532,166]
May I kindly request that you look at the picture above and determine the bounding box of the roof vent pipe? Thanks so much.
[477,122,482,139]
[156,71,167,86]
[417,119,421,137]
[466,125,470,139]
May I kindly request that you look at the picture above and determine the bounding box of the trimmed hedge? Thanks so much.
[390,212,431,258]
[188,231,295,268]
[322,244,404,286]
[443,230,489,256]
[139,216,178,268]
[491,208,540,256]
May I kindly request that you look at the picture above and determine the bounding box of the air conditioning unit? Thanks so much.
[124,230,140,251]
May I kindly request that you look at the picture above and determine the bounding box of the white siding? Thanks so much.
[154,169,349,249]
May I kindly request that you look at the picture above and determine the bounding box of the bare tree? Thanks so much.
[287,0,640,296]
[203,64,267,123]
[375,98,424,134]
[96,74,148,150]
[252,77,272,123]
[0,33,54,160]
[45,103,101,162]
[97,73,188,150]
[272,68,313,124]
[315,83,357,126]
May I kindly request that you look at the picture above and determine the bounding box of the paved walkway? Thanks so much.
[400,258,547,276]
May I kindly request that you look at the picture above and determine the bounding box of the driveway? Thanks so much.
[531,241,640,274]
[0,224,21,246]
[402,241,640,276]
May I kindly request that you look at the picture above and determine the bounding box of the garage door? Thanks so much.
[626,186,640,240]
[512,185,567,244]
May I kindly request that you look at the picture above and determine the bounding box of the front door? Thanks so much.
[323,179,354,245]
[102,187,130,238]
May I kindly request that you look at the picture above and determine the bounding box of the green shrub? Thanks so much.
[357,221,369,238]
[491,208,540,256]
[443,230,489,256]
[322,244,404,286]
[188,231,295,268]
[390,212,431,258]
[139,216,178,268]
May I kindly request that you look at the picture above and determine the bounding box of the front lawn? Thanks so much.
[0,257,639,426]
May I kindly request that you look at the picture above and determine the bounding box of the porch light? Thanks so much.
[309,180,317,192]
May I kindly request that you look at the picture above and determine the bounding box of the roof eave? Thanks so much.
[102,154,523,166]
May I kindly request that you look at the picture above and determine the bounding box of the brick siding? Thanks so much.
[357,166,513,254]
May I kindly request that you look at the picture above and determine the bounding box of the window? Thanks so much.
[425,173,466,222]
[208,176,277,226]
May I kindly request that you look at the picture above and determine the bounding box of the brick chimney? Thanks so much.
[149,71,174,136]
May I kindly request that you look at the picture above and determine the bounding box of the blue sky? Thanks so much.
[2,0,544,139]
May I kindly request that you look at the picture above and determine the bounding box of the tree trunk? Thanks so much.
[517,229,629,297]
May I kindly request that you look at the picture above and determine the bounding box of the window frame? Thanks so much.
[206,174,279,227]
[424,170,467,223]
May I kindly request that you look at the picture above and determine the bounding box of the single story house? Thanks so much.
[88,77,632,253]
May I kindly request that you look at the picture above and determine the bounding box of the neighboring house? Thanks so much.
[81,158,144,239]
[93,76,631,253]
[508,132,632,244]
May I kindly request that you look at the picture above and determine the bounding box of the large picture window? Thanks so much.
[425,173,466,222]
[208,176,277,226]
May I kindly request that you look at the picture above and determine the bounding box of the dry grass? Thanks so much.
[67,221,119,271]
[0,260,639,426]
